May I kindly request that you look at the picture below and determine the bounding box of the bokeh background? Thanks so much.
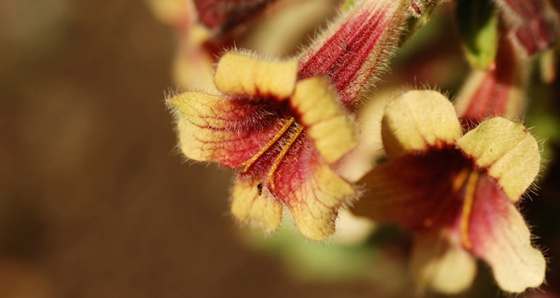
[1,1,559,297]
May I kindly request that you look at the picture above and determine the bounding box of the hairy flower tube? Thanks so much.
[455,35,529,124]
[168,0,412,240]
[353,90,545,293]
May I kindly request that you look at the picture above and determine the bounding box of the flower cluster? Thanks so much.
[152,0,559,295]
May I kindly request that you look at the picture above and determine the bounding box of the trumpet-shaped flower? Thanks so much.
[353,90,545,293]
[169,0,411,240]
[170,52,357,240]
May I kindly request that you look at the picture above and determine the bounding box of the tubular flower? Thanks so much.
[170,52,357,240]
[169,0,412,240]
[455,35,529,124]
[297,0,410,110]
[353,90,545,293]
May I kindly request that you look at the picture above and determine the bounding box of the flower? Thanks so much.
[492,0,559,56]
[352,90,545,293]
[455,35,529,124]
[152,0,281,90]
[192,0,277,32]
[169,52,357,240]
[168,0,412,240]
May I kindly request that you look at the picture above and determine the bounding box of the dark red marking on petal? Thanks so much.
[185,96,292,168]
[355,147,478,231]
[464,173,514,253]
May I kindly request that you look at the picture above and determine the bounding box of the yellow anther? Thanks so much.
[241,117,295,173]
[460,171,479,250]
[266,125,304,190]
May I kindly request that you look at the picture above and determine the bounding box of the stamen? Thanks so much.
[423,168,470,227]
[460,171,480,250]
[241,117,295,173]
[266,125,305,190]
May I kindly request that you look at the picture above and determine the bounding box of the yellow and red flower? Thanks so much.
[170,52,357,240]
[353,90,545,293]
[168,0,411,240]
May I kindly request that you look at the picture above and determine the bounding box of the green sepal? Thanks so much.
[340,0,359,13]
[457,0,499,69]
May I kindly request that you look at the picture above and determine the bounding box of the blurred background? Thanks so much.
[0,1,559,297]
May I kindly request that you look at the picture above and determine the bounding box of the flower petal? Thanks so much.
[336,88,396,182]
[290,77,358,164]
[333,210,376,245]
[353,149,468,230]
[382,90,462,158]
[173,38,218,91]
[457,117,540,201]
[193,0,277,31]
[271,144,355,240]
[170,91,288,168]
[147,0,188,25]
[410,231,477,294]
[467,173,545,293]
[215,52,298,99]
[231,176,283,233]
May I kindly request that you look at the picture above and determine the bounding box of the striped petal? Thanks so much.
[170,91,289,168]
[270,142,355,240]
[298,0,410,107]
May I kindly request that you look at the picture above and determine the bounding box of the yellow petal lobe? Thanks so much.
[410,232,477,294]
[382,90,462,158]
[470,192,546,293]
[290,77,358,163]
[457,117,540,201]
[287,161,355,241]
[171,92,227,162]
[231,178,283,233]
[215,52,298,98]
